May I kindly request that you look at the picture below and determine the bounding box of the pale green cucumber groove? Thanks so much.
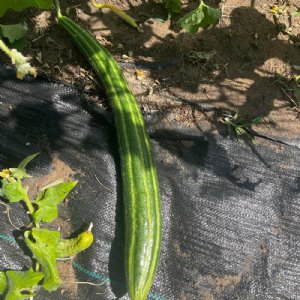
[57,13,161,300]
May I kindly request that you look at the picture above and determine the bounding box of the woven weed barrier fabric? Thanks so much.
[1,64,300,300]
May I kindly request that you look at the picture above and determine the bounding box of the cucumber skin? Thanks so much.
[57,15,162,300]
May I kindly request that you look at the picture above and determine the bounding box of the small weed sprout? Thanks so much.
[221,111,262,143]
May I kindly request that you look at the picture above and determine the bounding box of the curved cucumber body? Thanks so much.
[56,9,162,300]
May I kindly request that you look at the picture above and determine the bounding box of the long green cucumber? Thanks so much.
[54,2,162,300]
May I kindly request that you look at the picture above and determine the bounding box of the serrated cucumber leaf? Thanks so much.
[177,0,221,33]
[0,0,53,17]
[0,153,38,202]
[0,179,28,203]
[33,204,57,224]
[33,181,77,224]
[9,153,39,180]
[24,228,60,291]
[0,23,28,44]
[4,268,43,300]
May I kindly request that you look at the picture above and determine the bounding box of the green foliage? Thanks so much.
[0,153,37,203]
[0,179,27,203]
[291,9,300,17]
[164,0,181,17]
[0,23,28,51]
[9,153,38,179]
[4,269,43,300]
[0,24,27,44]
[177,0,221,33]
[25,229,60,291]
[0,0,53,17]
[221,111,262,143]
[33,181,77,224]
[0,154,94,299]
[0,272,7,296]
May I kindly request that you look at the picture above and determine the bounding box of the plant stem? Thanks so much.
[22,192,35,216]
[18,178,36,223]
[53,0,62,18]
[92,1,138,28]
[0,39,13,58]
[20,181,41,272]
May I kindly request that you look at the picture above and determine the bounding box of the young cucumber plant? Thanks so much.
[0,154,93,299]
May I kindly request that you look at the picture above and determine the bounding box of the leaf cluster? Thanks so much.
[0,1,53,17]
[0,154,93,300]
[162,0,221,33]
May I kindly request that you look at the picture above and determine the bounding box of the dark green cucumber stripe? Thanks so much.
[57,15,161,300]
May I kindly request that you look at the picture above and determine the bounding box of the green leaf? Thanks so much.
[9,153,39,180]
[4,269,43,300]
[0,23,28,44]
[33,181,77,224]
[0,272,7,296]
[24,228,60,291]
[163,0,182,17]
[291,9,300,17]
[33,205,58,224]
[0,179,27,203]
[177,0,221,33]
[0,0,53,17]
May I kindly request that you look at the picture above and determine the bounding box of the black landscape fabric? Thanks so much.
[0,64,300,300]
